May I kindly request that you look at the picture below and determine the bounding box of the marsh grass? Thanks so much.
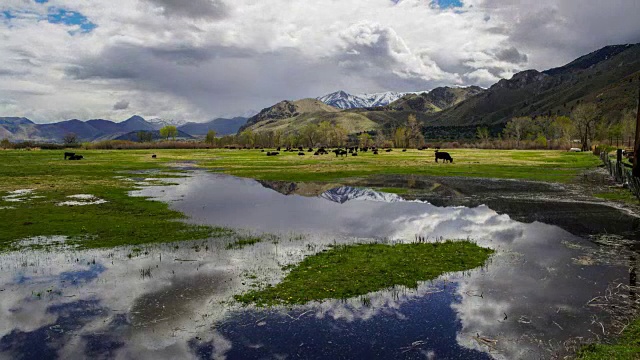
[594,189,639,205]
[577,318,640,359]
[234,240,494,306]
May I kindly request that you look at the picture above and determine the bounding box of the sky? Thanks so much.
[0,0,639,123]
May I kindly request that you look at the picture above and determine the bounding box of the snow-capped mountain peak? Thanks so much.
[317,90,428,109]
[146,118,187,129]
[319,186,404,204]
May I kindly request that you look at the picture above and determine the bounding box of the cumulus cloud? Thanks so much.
[113,100,130,110]
[0,0,638,122]
[143,0,229,19]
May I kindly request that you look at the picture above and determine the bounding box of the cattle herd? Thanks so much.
[62,148,455,163]
[260,146,455,163]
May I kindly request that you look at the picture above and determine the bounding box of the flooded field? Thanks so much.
[1,171,639,359]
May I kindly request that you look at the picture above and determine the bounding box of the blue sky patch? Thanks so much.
[432,0,463,8]
[47,7,96,33]
[1,5,96,34]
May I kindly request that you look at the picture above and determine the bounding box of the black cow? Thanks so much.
[266,151,279,156]
[64,152,75,159]
[152,154,157,158]
[385,149,392,152]
[298,152,305,156]
[68,154,84,160]
[333,149,347,157]
[435,151,453,163]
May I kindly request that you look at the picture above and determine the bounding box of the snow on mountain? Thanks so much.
[146,118,187,129]
[319,186,404,204]
[317,90,428,109]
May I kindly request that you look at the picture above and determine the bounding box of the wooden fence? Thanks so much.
[600,151,640,200]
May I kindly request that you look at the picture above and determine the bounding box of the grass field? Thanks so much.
[0,148,600,251]
[235,241,494,306]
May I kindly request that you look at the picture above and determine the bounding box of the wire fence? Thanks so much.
[600,151,640,200]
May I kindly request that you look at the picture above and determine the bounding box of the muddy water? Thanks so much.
[0,172,638,359]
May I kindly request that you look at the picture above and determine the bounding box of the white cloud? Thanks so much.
[0,0,638,122]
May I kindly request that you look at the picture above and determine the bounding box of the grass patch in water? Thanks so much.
[234,240,493,306]
[577,317,640,359]
[226,236,263,249]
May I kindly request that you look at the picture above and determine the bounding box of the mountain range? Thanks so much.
[0,115,248,142]
[240,85,485,135]
[242,43,640,139]
[3,43,639,142]
[317,91,416,109]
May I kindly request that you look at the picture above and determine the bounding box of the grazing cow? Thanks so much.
[68,154,84,160]
[152,154,157,158]
[385,149,392,152]
[333,149,347,157]
[435,151,453,163]
[373,150,379,155]
[352,153,358,156]
[298,152,305,156]
[64,152,75,159]
[402,149,407,152]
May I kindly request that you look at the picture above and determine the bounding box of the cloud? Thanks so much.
[0,0,639,122]
[143,0,228,19]
[113,100,129,110]
[494,46,527,64]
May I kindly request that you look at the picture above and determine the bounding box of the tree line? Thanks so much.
[476,103,637,150]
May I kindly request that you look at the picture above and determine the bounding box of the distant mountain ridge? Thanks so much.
[179,117,247,136]
[383,86,485,112]
[419,43,640,130]
[239,98,339,132]
[0,115,247,142]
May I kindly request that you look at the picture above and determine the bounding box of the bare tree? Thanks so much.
[63,132,78,145]
[571,103,599,151]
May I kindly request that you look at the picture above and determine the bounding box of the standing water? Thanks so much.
[0,172,637,359]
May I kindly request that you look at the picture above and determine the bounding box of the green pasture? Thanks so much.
[0,148,600,251]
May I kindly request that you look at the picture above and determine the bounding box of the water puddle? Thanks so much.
[56,194,107,207]
[0,171,638,359]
